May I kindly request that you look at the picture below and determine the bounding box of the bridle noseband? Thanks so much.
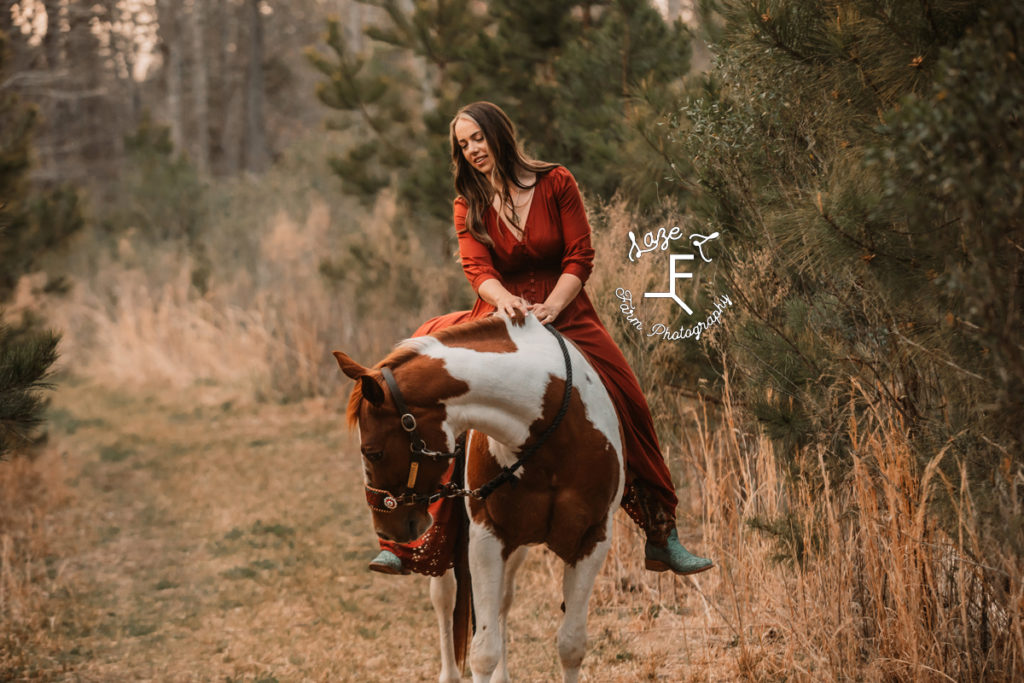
[363,324,573,513]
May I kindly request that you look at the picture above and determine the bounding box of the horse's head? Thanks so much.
[333,348,467,544]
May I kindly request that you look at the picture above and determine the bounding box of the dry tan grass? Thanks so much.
[22,201,345,403]
[1,449,74,673]
[19,185,466,406]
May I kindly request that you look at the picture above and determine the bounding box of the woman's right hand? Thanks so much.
[478,278,530,324]
[494,292,530,324]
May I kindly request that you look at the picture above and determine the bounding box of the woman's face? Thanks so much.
[454,116,494,175]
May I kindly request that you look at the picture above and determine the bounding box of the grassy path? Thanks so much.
[1,379,728,681]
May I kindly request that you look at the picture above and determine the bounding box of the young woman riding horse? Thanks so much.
[369,100,713,578]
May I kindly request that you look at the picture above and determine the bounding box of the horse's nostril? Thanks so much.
[377,530,393,542]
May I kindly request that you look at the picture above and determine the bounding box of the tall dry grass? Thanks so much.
[14,142,462,403]
[0,452,71,672]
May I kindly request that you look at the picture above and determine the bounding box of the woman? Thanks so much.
[369,101,713,577]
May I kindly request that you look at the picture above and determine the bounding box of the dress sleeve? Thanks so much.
[454,197,501,291]
[554,167,595,284]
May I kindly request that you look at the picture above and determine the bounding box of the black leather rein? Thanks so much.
[363,324,574,513]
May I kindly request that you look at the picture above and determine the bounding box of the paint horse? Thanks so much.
[334,313,624,682]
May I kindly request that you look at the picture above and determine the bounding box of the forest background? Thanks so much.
[1,0,1022,680]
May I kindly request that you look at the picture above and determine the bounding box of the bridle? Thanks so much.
[363,324,573,513]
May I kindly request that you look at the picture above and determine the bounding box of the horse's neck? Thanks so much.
[425,321,561,449]
[446,365,541,447]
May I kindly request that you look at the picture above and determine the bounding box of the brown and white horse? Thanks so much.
[334,313,624,682]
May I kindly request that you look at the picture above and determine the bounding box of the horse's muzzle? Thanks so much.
[374,509,432,543]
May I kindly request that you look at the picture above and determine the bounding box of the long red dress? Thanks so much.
[379,165,678,576]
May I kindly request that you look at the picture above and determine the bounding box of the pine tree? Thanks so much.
[0,29,41,296]
[659,0,1022,529]
[0,30,83,297]
[306,0,488,227]
[547,0,691,198]
[0,29,67,457]
[0,321,59,458]
[307,1,692,230]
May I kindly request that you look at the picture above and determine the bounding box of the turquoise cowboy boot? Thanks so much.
[368,549,409,575]
[644,528,714,575]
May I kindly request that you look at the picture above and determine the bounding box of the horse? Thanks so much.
[333,312,624,683]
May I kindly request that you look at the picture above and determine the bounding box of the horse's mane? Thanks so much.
[426,315,508,348]
[346,315,511,428]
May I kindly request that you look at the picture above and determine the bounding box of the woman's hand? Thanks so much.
[528,301,563,325]
[494,292,531,324]
[529,273,582,326]
[477,279,529,324]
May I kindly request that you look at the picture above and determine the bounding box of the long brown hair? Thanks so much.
[449,102,556,246]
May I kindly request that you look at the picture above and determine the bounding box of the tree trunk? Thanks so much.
[221,84,243,175]
[42,0,63,69]
[212,1,241,174]
[243,0,269,172]
[104,0,135,161]
[0,1,12,36]
[157,0,184,156]
[189,0,209,175]
[59,3,104,181]
[685,0,713,73]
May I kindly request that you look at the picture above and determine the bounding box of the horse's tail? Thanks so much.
[452,444,474,672]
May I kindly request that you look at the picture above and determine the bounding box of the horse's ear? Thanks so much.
[359,374,386,407]
[333,351,368,380]
[333,352,387,406]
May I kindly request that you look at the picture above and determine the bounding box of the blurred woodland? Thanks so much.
[1,0,1023,680]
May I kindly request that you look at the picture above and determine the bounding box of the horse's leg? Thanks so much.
[557,522,613,683]
[468,522,505,683]
[490,545,528,683]
[430,570,461,683]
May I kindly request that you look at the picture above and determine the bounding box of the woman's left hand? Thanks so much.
[528,301,563,325]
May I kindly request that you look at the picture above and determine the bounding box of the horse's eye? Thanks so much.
[361,448,383,463]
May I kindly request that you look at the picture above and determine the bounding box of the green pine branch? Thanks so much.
[0,321,59,458]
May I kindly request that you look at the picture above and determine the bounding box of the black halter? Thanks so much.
[363,324,574,513]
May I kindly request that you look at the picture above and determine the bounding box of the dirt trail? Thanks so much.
[3,379,730,681]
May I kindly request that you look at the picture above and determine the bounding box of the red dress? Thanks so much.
[379,165,678,576]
